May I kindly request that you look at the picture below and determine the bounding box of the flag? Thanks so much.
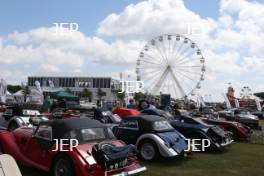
[235,99,240,108]
[35,80,43,93]
[48,80,55,87]
[0,79,7,103]
[222,93,231,109]
[255,99,261,111]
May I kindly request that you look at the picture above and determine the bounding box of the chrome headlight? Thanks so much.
[109,164,114,170]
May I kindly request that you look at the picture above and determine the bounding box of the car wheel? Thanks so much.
[227,128,238,140]
[51,154,74,176]
[8,122,18,131]
[139,140,158,161]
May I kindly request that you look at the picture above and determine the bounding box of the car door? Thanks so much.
[25,125,53,166]
[116,119,140,145]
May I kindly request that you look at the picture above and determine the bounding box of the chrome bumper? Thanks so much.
[220,139,234,147]
[112,167,147,176]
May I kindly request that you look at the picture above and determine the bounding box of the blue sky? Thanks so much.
[1,0,264,101]
[0,0,219,36]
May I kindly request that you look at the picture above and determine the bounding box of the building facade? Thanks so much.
[28,76,121,102]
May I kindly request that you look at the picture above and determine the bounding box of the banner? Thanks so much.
[0,79,7,103]
[235,99,240,108]
[48,80,55,87]
[35,80,43,93]
[255,99,261,111]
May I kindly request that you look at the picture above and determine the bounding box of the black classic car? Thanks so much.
[113,115,190,161]
[142,108,233,151]
[51,108,121,124]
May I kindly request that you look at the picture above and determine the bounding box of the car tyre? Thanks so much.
[51,154,74,176]
[227,128,238,140]
[139,139,159,161]
[8,122,18,131]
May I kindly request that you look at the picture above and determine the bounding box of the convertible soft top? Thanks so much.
[122,115,170,132]
[39,118,105,139]
[123,115,164,122]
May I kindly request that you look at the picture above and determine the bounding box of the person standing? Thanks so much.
[127,99,137,109]
[42,96,51,112]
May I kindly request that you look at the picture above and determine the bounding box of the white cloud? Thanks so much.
[242,56,264,74]
[1,0,264,101]
[0,69,26,84]
[39,64,60,73]
[97,0,216,41]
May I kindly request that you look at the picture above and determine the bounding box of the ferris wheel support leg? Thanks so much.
[152,67,170,95]
[169,68,185,97]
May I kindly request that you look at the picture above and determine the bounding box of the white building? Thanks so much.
[27,76,121,102]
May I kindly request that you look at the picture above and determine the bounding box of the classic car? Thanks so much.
[113,115,190,161]
[0,106,47,131]
[142,108,233,151]
[0,118,146,176]
[51,108,122,124]
[51,108,81,119]
[249,111,264,120]
[202,118,252,140]
[80,108,122,124]
[0,102,6,113]
[112,108,141,118]
[218,108,262,130]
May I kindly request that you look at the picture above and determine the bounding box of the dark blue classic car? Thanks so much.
[113,115,190,161]
[142,108,233,151]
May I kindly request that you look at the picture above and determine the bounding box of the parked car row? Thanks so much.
[0,103,261,176]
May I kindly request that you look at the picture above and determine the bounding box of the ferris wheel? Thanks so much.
[240,86,253,99]
[136,34,205,99]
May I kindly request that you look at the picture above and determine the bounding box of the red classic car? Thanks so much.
[202,118,252,140]
[112,108,141,118]
[0,118,146,176]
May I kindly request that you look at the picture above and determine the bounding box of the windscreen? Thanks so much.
[152,121,174,132]
[62,127,115,143]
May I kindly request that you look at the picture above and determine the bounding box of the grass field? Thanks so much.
[141,142,264,176]
[21,120,264,176]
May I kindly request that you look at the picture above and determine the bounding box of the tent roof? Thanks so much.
[50,91,78,100]
[13,90,24,96]
[254,92,264,100]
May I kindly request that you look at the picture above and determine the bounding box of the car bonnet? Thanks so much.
[157,131,188,153]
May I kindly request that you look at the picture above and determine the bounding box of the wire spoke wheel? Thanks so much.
[136,34,205,99]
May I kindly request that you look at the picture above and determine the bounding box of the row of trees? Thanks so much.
[66,88,146,102]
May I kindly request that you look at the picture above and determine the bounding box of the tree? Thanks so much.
[113,90,125,107]
[97,88,106,101]
[81,88,92,101]
[134,92,146,101]
[115,91,125,101]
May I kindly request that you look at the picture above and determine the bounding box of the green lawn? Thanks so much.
[141,142,264,176]
[259,120,264,128]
